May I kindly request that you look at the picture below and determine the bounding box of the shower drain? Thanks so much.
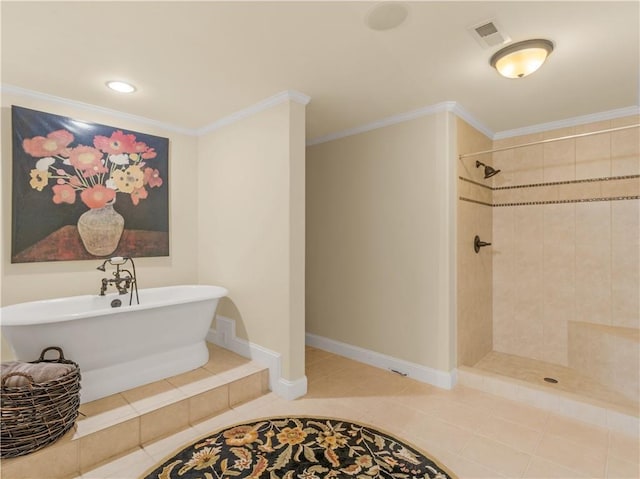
[543,377,559,384]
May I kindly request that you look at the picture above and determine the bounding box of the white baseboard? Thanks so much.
[207,316,307,400]
[305,332,457,390]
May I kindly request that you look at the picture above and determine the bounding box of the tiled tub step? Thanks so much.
[2,345,269,479]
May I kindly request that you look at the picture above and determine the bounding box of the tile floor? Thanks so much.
[78,346,639,479]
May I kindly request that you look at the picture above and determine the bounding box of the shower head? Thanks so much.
[96,257,129,271]
[475,160,501,179]
[483,165,501,178]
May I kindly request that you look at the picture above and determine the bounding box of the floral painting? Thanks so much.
[11,105,169,263]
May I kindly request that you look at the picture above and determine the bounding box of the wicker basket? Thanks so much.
[1,347,81,458]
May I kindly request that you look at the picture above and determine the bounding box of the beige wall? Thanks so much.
[456,118,493,366]
[1,91,308,383]
[491,116,639,400]
[1,92,200,359]
[568,322,639,403]
[306,111,456,372]
[197,99,306,382]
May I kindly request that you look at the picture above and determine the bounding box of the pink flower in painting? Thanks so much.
[68,146,108,177]
[93,130,136,155]
[52,184,76,204]
[143,167,163,188]
[141,148,157,159]
[80,185,116,209]
[23,129,74,157]
[130,186,148,206]
[133,141,150,153]
[69,176,83,187]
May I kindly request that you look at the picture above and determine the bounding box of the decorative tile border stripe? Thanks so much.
[494,174,640,191]
[459,195,639,207]
[458,176,492,190]
[494,196,640,207]
[458,197,493,207]
[459,174,639,192]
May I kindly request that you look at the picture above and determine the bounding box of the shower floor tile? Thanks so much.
[474,351,638,413]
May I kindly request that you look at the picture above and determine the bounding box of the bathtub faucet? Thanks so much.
[97,257,139,305]
[100,276,132,295]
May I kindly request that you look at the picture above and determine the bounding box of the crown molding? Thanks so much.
[286,90,312,106]
[5,83,635,145]
[493,105,640,140]
[449,103,495,139]
[1,84,311,138]
[306,101,453,146]
[306,100,640,147]
[306,101,495,146]
[1,84,197,136]
[196,90,311,136]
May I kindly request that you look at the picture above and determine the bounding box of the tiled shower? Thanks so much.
[456,115,639,419]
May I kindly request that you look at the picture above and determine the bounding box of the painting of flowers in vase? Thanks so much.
[11,105,169,263]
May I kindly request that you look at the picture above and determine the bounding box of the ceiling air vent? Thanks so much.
[468,19,510,48]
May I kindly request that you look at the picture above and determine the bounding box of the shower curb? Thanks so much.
[457,365,639,438]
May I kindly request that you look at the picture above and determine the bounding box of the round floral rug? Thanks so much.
[141,417,456,479]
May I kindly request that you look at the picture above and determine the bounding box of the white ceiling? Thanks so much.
[2,1,638,140]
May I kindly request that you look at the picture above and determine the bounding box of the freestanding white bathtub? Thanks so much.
[1,285,228,403]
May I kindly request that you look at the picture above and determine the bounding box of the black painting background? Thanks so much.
[11,105,170,259]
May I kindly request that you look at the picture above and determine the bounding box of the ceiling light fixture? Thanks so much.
[106,81,136,93]
[490,39,554,79]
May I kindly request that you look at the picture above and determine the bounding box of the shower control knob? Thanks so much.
[474,235,492,253]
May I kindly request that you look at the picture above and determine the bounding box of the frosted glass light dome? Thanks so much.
[490,39,554,79]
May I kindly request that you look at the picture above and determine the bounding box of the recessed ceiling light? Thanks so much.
[490,39,554,79]
[366,2,409,31]
[106,81,136,93]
